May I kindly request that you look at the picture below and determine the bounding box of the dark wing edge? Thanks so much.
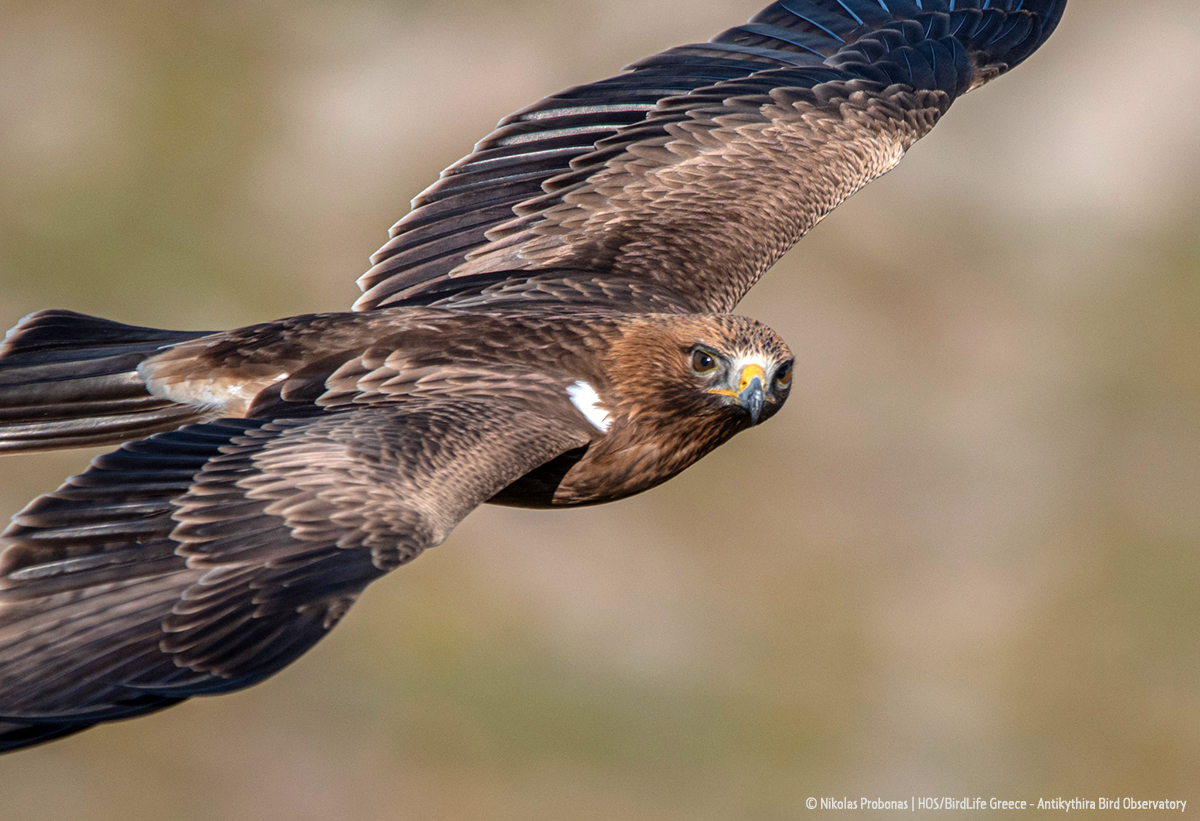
[0,399,590,753]
[355,0,1066,313]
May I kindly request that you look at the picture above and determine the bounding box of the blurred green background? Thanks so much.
[1,0,1197,818]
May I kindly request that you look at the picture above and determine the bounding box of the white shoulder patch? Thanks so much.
[567,380,611,433]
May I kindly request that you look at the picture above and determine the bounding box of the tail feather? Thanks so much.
[0,311,209,454]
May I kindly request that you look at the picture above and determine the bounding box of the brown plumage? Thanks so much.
[0,0,1065,752]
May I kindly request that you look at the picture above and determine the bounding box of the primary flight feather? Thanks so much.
[0,0,1066,752]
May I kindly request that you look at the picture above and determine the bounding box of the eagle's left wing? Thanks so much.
[356,0,1066,313]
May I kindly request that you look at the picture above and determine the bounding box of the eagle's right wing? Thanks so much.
[0,390,593,752]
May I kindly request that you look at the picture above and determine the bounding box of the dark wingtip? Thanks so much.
[0,719,96,754]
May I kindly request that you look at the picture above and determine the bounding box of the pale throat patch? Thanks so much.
[567,380,611,433]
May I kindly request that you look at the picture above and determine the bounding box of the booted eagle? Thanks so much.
[0,0,1065,752]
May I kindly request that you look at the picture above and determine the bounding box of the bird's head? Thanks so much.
[602,314,793,437]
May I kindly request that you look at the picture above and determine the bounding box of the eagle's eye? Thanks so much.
[691,349,718,375]
[774,361,793,390]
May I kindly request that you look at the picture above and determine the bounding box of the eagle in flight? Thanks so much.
[0,0,1066,752]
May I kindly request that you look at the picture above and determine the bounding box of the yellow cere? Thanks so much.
[738,363,766,392]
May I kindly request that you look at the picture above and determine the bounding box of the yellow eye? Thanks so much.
[774,362,793,390]
[691,349,718,375]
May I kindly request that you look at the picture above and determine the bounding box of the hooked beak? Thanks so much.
[736,363,765,426]
[709,363,766,426]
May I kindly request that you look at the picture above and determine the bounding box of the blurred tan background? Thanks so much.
[1,0,1197,818]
